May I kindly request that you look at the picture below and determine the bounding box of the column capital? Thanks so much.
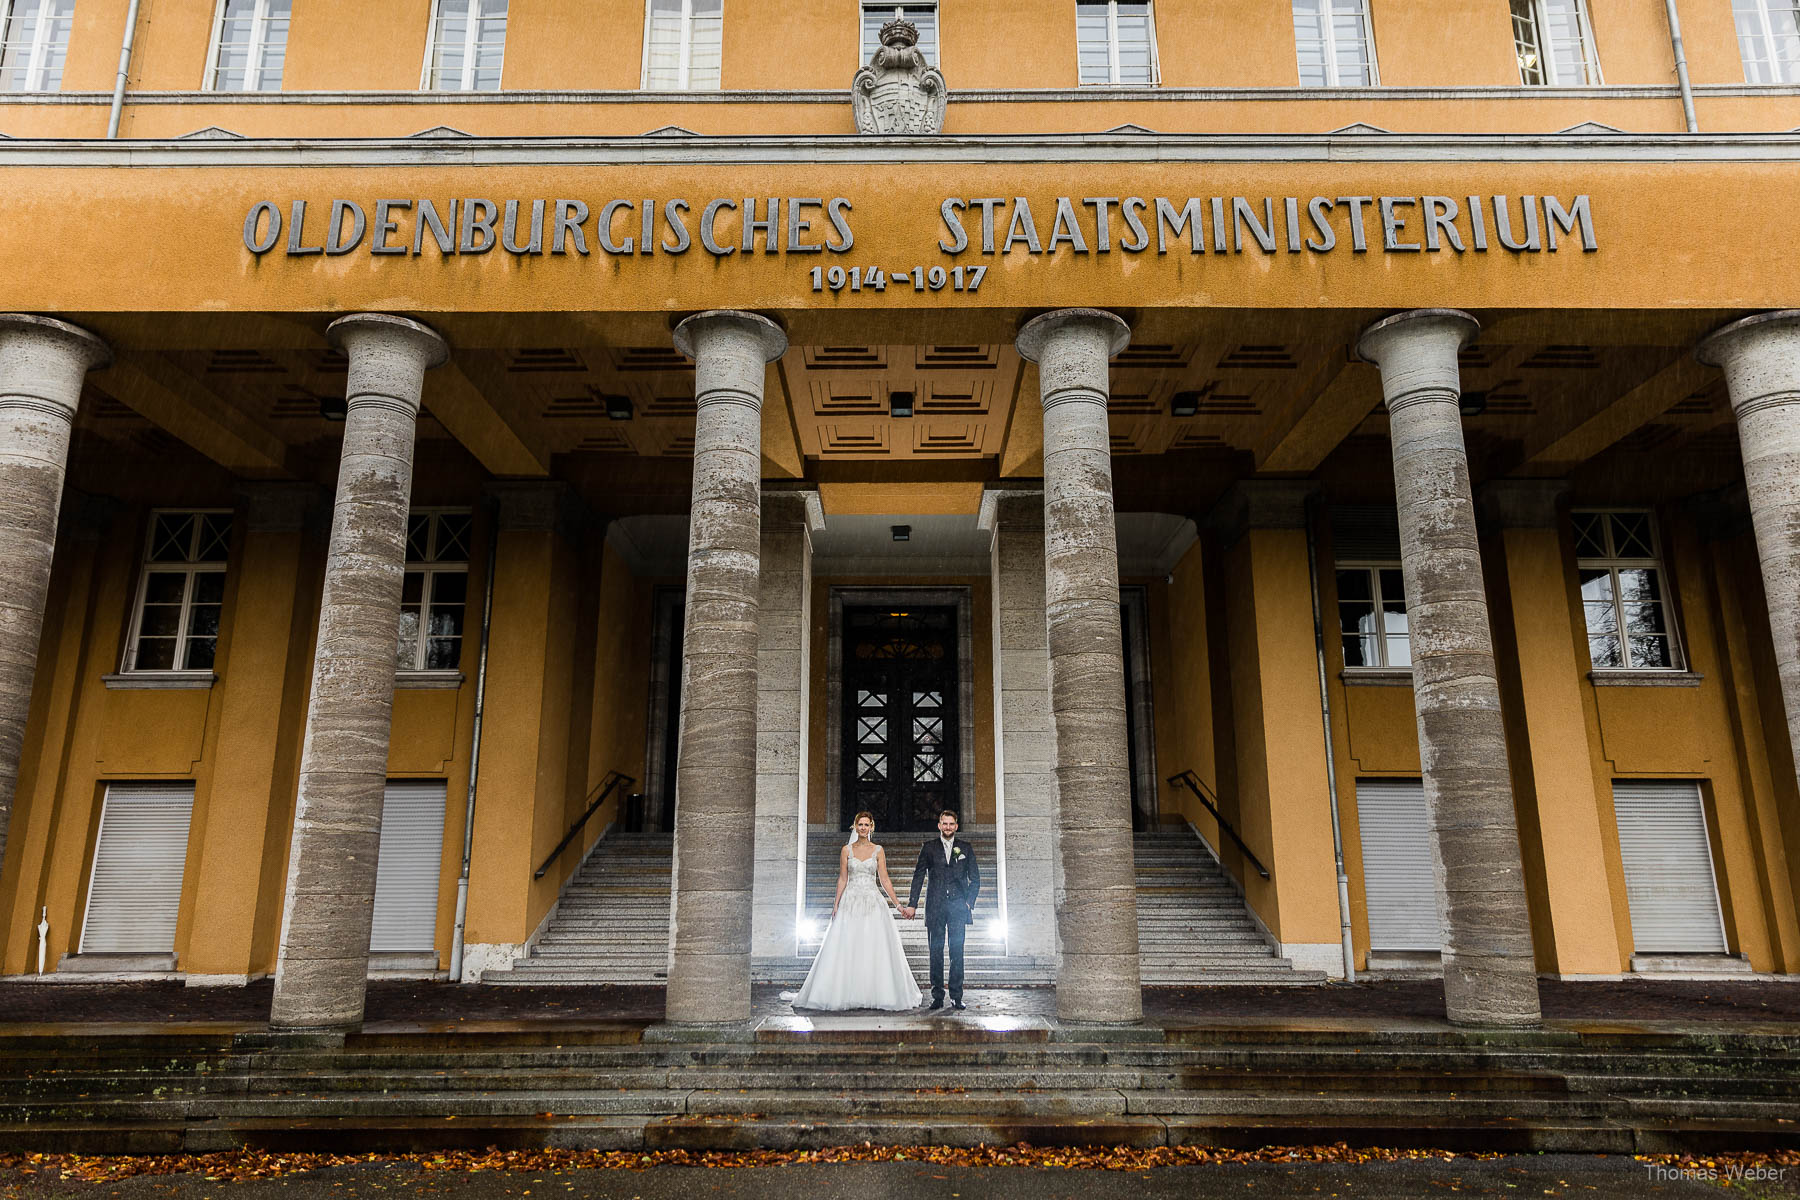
[1477,479,1568,531]
[672,310,788,363]
[0,313,112,371]
[1696,310,1800,417]
[976,485,1045,533]
[327,313,449,419]
[1015,308,1131,364]
[1356,309,1479,414]
[325,312,449,366]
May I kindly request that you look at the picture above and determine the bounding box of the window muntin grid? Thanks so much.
[643,0,723,90]
[1292,0,1377,86]
[208,0,291,91]
[1574,510,1683,671]
[126,511,234,673]
[1510,0,1601,85]
[1734,0,1800,83]
[1336,564,1411,669]
[425,0,508,91]
[1076,0,1157,86]
[0,0,73,91]
[859,2,937,66]
[397,511,473,672]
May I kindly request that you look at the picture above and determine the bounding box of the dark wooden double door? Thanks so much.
[841,606,959,833]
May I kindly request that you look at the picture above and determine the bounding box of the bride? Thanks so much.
[791,811,923,1011]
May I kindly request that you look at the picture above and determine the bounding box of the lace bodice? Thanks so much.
[845,850,880,890]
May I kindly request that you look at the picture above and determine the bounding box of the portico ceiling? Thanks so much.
[61,307,1746,506]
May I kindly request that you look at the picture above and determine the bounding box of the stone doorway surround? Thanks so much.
[1120,585,1159,827]
[641,586,686,833]
[824,586,977,830]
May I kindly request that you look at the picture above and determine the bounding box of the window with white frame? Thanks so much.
[1075,0,1157,86]
[208,0,291,92]
[1337,566,1410,669]
[1510,0,1600,85]
[1732,0,1800,83]
[643,0,723,90]
[424,0,508,91]
[398,511,472,673]
[1574,510,1682,671]
[860,2,938,67]
[126,512,233,673]
[0,0,74,91]
[1291,0,1377,86]
[1331,507,1409,670]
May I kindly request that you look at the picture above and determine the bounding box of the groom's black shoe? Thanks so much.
[950,1000,967,1011]
[927,996,944,1011]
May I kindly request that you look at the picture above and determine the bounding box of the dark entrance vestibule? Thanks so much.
[840,606,961,832]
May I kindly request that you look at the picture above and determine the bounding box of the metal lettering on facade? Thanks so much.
[243,192,1597,261]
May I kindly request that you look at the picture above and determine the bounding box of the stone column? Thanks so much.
[751,488,822,964]
[1357,309,1540,1027]
[1016,308,1142,1024]
[270,314,447,1032]
[978,487,1059,963]
[0,316,109,880]
[665,310,786,1024]
[1698,311,1800,788]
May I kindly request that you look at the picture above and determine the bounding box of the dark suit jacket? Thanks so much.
[907,837,981,927]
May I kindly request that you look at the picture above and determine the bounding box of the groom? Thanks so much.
[905,808,980,1010]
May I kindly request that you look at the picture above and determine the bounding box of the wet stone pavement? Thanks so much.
[0,977,1797,1030]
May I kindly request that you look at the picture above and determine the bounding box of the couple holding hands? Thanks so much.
[790,808,981,1012]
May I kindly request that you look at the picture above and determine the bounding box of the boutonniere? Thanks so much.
[953,847,965,860]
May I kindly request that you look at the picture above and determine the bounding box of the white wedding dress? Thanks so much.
[791,848,923,1011]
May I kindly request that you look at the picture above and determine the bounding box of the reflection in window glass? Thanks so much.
[127,511,233,672]
[397,511,473,671]
[1336,565,1410,669]
[1576,510,1680,670]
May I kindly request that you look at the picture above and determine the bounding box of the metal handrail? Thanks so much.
[534,770,636,880]
[1166,769,1271,880]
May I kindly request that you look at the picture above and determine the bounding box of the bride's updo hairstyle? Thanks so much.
[852,811,876,839]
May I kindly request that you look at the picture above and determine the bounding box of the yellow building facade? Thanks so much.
[0,0,1797,1027]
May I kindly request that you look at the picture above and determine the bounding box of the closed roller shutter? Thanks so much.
[79,783,195,954]
[369,780,447,953]
[1354,777,1442,952]
[1612,780,1727,954]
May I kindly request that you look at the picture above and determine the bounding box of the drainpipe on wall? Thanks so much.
[1664,0,1700,133]
[106,0,143,138]
[447,501,500,983]
[1302,495,1357,983]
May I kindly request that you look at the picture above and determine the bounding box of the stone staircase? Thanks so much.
[491,828,1320,986]
[487,833,673,985]
[1134,831,1327,985]
[1,1023,1796,1154]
